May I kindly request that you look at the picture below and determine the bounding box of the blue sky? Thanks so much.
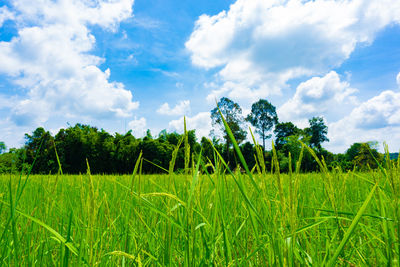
[1,0,400,153]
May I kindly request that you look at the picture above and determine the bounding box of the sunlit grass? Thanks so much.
[0,113,399,265]
[0,163,399,266]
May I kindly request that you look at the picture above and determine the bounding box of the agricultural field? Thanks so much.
[0,149,399,266]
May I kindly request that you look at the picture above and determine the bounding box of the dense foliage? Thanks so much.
[0,97,395,174]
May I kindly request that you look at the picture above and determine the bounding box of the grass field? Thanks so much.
[0,151,399,266]
[1,116,399,266]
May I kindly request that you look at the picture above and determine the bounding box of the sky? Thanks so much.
[1,0,400,153]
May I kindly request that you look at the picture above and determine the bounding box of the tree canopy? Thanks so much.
[345,142,382,170]
[274,122,302,150]
[246,99,278,150]
[304,116,329,151]
[211,97,247,161]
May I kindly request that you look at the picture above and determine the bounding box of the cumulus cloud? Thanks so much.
[279,71,357,123]
[128,117,147,137]
[346,90,400,130]
[157,100,190,116]
[327,89,400,152]
[0,0,137,126]
[169,112,212,138]
[187,0,400,101]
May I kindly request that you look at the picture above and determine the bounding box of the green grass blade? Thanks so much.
[113,181,184,231]
[184,116,190,175]
[187,149,202,207]
[53,140,63,175]
[63,210,73,267]
[327,182,378,267]
[130,151,143,191]
[1,200,79,256]
[143,158,169,173]
[249,127,265,174]
[169,136,184,175]
[8,177,19,264]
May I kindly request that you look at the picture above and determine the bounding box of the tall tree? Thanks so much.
[352,142,382,170]
[274,122,302,150]
[246,99,278,150]
[211,97,247,162]
[304,116,329,151]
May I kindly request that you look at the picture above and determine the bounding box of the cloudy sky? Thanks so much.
[1,0,400,153]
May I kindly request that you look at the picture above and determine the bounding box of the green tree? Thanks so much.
[144,129,153,140]
[0,148,28,174]
[240,141,256,169]
[274,122,302,150]
[139,139,173,173]
[346,141,382,170]
[114,131,140,173]
[158,130,180,146]
[211,97,247,162]
[25,127,57,174]
[54,124,103,173]
[246,99,278,150]
[277,132,317,172]
[345,142,363,162]
[353,142,382,170]
[304,116,329,151]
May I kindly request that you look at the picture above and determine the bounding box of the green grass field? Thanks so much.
[1,116,399,266]
[0,156,399,265]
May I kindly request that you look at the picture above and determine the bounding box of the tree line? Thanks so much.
[0,97,392,174]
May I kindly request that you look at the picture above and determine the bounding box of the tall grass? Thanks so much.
[0,115,399,265]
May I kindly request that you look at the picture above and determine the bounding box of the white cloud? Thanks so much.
[327,89,400,152]
[347,90,400,130]
[157,100,190,116]
[279,71,357,123]
[128,117,147,137]
[11,0,133,31]
[169,112,212,138]
[276,72,400,152]
[0,0,137,127]
[187,0,400,101]
[0,6,14,27]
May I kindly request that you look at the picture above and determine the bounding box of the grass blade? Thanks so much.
[326,182,378,266]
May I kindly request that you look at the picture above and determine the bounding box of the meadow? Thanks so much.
[0,145,399,266]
